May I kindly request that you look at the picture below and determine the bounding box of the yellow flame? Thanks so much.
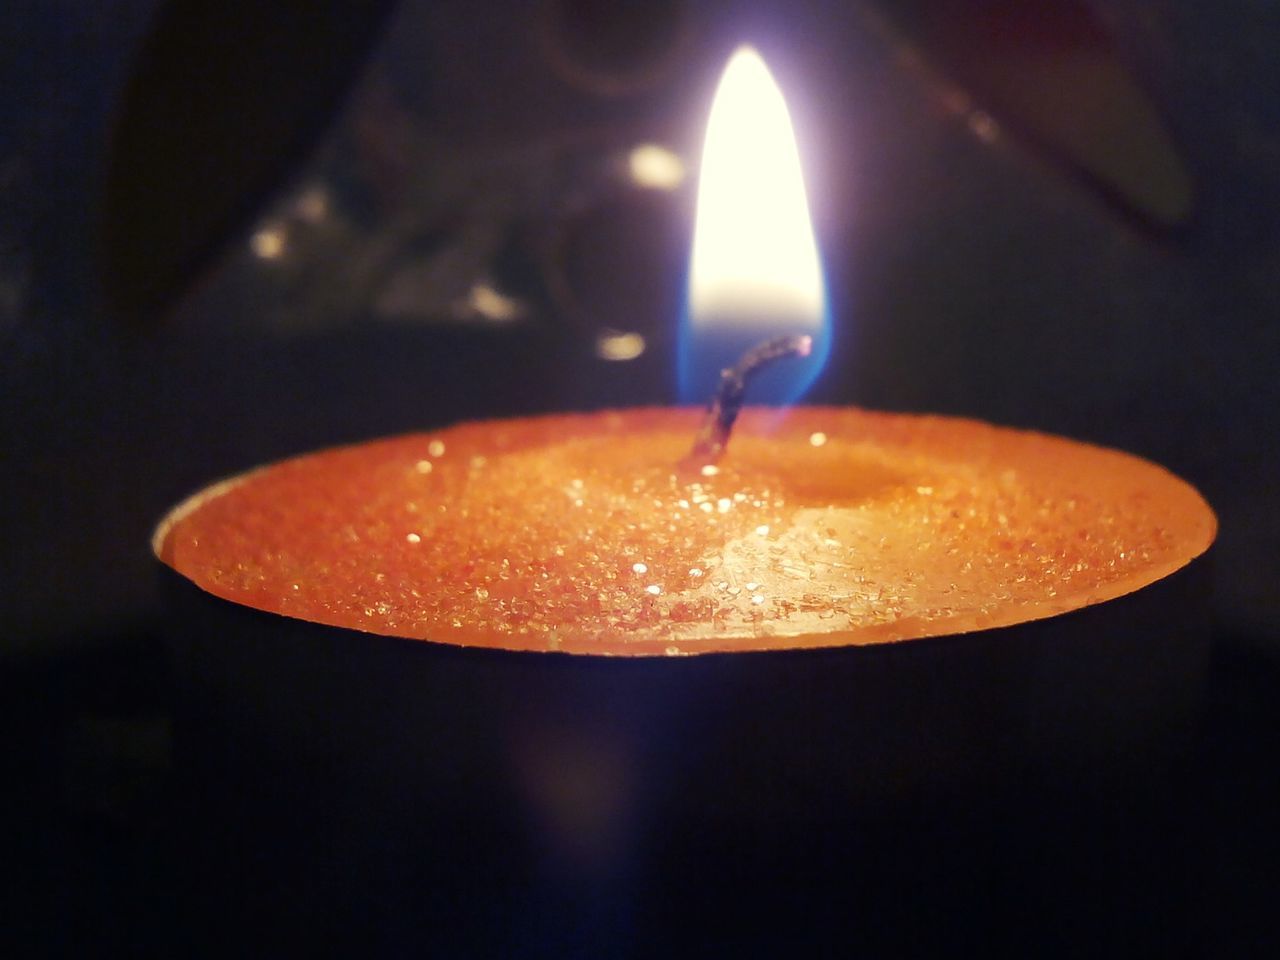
[689,46,823,328]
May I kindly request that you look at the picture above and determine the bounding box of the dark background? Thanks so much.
[2,0,1277,955]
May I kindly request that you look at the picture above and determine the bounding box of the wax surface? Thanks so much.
[156,408,1215,655]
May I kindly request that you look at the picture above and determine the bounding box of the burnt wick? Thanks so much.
[682,334,813,469]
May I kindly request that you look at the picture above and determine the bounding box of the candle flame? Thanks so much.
[681,45,829,404]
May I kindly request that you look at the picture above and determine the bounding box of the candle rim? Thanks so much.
[160,555,1211,663]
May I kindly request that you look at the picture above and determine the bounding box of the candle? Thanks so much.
[154,45,1217,953]
[155,405,1213,657]
[154,45,1213,655]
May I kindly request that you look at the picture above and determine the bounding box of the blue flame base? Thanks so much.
[678,310,832,407]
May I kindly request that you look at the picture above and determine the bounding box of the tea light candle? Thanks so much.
[152,46,1218,954]
[153,45,1211,653]
[153,399,1215,954]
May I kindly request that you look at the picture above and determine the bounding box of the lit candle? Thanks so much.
[156,46,1213,656]
[155,46,1216,950]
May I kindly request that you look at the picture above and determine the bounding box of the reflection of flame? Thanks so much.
[511,724,636,873]
[596,330,647,361]
[250,224,286,260]
[628,143,686,191]
[682,46,829,405]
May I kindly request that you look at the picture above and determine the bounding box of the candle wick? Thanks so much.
[682,334,813,469]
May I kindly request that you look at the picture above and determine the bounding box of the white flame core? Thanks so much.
[689,46,824,328]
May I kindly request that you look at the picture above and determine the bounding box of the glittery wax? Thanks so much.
[154,407,1216,656]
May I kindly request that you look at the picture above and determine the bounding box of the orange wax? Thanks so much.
[154,407,1215,656]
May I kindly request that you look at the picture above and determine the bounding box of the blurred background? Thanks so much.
[2,0,1277,954]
